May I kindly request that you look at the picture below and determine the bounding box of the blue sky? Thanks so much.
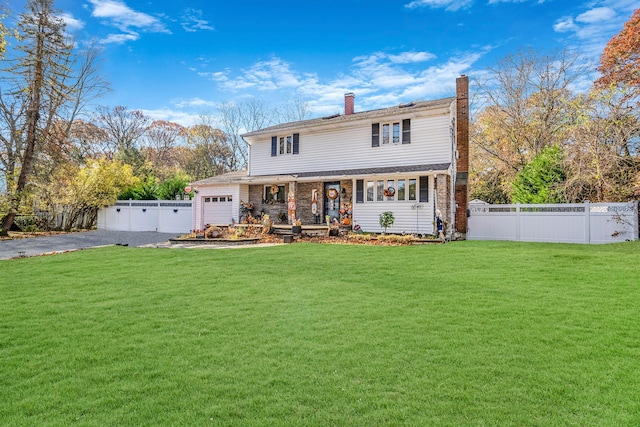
[6,0,639,125]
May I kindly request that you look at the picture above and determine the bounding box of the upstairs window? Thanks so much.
[382,124,390,144]
[271,133,300,156]
[372,124,380,147]
[393,122,400,143]
[372,119,410,147]
[402,119,411,144]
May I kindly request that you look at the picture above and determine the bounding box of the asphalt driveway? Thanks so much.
[0,230,181,260]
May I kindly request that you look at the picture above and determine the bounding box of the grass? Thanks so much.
[1,240,639,426]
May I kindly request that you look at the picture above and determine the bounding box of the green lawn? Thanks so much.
[1,241,639,426]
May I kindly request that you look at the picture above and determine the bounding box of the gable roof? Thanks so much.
[241,97,455,138]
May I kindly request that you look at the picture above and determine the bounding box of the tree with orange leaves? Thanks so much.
[596,9,640,89]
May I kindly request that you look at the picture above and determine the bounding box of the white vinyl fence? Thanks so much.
[468,201,638,244]
[97,200,193,234]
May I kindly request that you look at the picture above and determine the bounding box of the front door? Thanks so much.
[324,182,340,224]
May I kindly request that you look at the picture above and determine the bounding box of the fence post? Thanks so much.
[584,201,590,244]
[515,203,521,241]
[633,200,639,241]
[128,199,133,231]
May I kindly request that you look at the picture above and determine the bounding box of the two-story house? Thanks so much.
[190,75,469,237]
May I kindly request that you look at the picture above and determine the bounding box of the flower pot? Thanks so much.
[292,225,302,234]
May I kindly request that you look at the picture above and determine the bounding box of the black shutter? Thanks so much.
[402,119,411,144]
[419,176,429,202]
[356,180,364,203]
[293,133,299,154]
[371,123,380,147]
[271,136,277,156]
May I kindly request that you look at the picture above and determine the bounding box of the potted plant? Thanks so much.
[292,219,302,234]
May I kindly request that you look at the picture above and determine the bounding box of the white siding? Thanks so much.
[249,113,453,177]
[353,202,435,235]
[352,176,436,235]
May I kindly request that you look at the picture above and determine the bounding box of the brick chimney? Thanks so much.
[454,75,469,236]
[344,92,355,115]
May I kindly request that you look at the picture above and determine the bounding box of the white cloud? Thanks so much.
[388,51,436,64]
[553,17,576,33]
[173,97,217,109]
[101,32,139,44]
[552,2,632,57]
[88,0,170,35]
[487,0,543,4]
[200,48,485,114]
[181,9,215,32]
[576,7,616,23]
[60,12,85,32]
[405,0,473,11]
[140,108,202,127]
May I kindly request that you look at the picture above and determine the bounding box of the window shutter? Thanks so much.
[371,123,380,147]
[402,119,411,144]
[293,133,299,154]
[271,136,277,156]
[356,180,364,203]
[419,176,429,202]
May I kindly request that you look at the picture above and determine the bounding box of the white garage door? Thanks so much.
[202,195,233,225]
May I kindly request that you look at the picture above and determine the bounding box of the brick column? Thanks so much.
[455,75,469,236]
[436,174,450,228]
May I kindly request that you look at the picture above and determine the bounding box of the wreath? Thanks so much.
[270,185,280,195]
[383,187,396,197]
[326,188,339,199]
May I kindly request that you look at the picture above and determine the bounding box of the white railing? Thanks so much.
[97,200,193,234]
[467,201,638,244]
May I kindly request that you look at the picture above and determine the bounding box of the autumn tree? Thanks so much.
[470,49,588,202]
[181,122,229,181]
[94,106,150,174]
[596,9,640,90]
[0,0,106,235]
[140,120,186,180]
[44,158,137,230]
[0,3,16,58]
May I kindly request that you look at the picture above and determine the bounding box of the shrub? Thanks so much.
[379,211,395,233]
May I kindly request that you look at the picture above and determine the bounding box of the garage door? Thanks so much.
[202,195,233,225]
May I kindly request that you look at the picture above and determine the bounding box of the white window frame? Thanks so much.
[360,176,425,203]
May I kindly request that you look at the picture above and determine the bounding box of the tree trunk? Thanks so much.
[0,9,46,236]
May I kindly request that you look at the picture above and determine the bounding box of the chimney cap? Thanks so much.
[345,92,355,97]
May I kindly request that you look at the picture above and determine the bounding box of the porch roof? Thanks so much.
[191,163,451,186]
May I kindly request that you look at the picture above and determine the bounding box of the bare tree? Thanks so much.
[563,87,640,202]
[217,99,274,171]
[273,96,310,123]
